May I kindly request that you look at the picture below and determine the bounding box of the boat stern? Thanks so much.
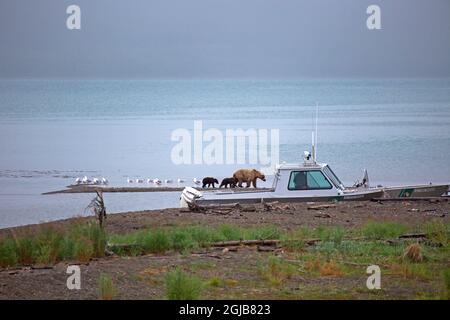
[180,187,202,208]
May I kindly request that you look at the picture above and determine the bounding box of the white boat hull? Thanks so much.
[380,184,449,198]
[181,187,384,207]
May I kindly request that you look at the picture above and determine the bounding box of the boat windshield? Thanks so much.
[323,165,344,189]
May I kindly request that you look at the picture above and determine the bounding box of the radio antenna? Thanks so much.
[311,103,319,162]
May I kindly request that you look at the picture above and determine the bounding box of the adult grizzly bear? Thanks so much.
[233,169,266,188]
[219,177,238,188]
[202,177,219,188]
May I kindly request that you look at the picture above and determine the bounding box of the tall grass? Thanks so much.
[165,268,203,300]
[109,224,283,256]
[424,221,449,245]
[98,273,115,300]
[257,256,296,286]
[1,224,284,267]
[360,221,409,240]
[0,223,107,268]
[0,238,18,267]
[3,221,442,270]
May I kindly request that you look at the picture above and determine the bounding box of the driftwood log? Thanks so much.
[263,201,292,211]
[106,232,442,254]
[86,190,107,228]
[187,202,241,213]
[398,233,427,239]
[307,204,337,210]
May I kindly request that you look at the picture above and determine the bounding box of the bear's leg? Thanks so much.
[246,180,251,188]
[252,179,257,188]
[202,183,206,188]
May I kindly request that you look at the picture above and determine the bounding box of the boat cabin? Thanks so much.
[271,152,345,198]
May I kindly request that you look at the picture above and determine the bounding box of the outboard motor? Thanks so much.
[180,187,202,208]
[353,169,370,188]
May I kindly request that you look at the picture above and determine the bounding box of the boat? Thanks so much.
[180,152,448,208]
[348,169,449,198]
[180,150,388,208]
[180,146,449,208]
[371,184,447,199]
[180,107,449,208]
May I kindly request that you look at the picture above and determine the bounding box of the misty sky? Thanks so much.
[0,0,449,78]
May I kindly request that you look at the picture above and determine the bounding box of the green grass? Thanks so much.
[98,273,115,300]
[360,221,409,240]
[316,226,346,245]
[189,261,216,271]
[2,220,448,275]
[0,223,106,268]
[143,230,171,253]
[245,225,281,240]
[0,238,18,267]
[257,255,297,286]
[165,267,204,300]
[109,224,283,256]
[423,220,449,245]
[322,240,405,258]
[0,224,286,267]
[16,237,36,265]
[216,224,241,241]
[208,277,223,287]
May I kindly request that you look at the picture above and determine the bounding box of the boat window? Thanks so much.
[288,171,332,190]
[323,165,344,189]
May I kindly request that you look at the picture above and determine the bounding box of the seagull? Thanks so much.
[136,178,144,183]
[82,176,90,184]
[92,178,100,185]
[101,177,108,185]
[75,177,81,185]
[153,178,162,185]
[177,178,185,183]
[193,178,201,185]
[147,178,153,184]
[127,178,133,183]
[165,179,172,184]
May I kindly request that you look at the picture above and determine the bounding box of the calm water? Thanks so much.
[1,79,449,228]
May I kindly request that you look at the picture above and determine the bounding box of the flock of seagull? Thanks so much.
[126,177,201,185]
[74,176,109,185]
[74,176,202,186]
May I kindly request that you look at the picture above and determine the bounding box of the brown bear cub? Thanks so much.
[233,169,266,188]
[202,177,219,188]
[219,177,238,188]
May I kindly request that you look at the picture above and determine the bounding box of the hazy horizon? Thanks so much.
[1,0,450,79]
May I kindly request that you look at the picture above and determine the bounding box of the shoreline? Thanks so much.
[2,198,448,236]
[42,185,273,195]
[42,185,186,195]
